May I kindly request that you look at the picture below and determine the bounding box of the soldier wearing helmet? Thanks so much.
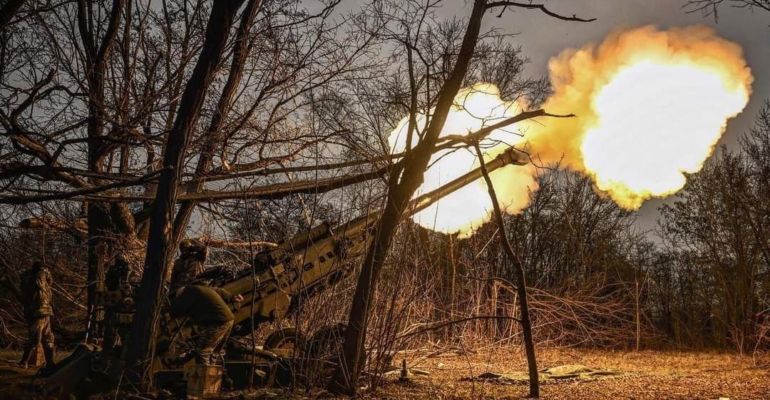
[170,239,208,291]
[18,261,56,368]
[102,255,135,353]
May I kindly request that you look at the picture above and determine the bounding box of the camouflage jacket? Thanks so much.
[20,267,54,318]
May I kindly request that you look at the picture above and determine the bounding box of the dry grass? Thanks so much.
[0,348,768,399]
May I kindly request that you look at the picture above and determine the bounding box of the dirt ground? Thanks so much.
[0,348,768,399]
[368,347,770,400]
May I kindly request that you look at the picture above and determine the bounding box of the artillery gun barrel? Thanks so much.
[406,147,529,216]
[224,147,529,331]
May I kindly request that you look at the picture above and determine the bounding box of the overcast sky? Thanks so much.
[440,0,770,235]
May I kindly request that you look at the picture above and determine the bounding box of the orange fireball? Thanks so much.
[391,26,753,236]
[528,25,752,209]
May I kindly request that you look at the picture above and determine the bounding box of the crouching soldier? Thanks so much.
[18,261,56,368]
[170,239,208,291]
[169,285,243,364]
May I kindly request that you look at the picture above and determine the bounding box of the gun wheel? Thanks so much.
[302,323,347,387]
[264,327,305,358]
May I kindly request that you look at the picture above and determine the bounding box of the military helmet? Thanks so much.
[179,239,192,252]
[179,239,206,253]
[114,255,130,269]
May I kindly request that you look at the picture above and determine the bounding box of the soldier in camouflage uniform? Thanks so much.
[18,261,56,368]
[102,256,134,353]
[169,285,242,364]
[170,239,208,291]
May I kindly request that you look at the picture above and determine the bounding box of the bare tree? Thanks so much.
[659,102,770,352]
[125,0,247,386]
[473,140,539,397]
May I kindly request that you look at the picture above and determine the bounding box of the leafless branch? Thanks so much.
[486,1,597,22]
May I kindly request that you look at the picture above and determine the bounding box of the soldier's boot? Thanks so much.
[43,344,56,367]
[18,346,32,368]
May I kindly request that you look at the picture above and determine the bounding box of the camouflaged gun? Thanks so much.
[40,148,528,398]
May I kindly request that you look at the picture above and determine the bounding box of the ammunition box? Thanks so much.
[186,364,223,398]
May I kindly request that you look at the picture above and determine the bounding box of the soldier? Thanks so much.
[102,256,134,353]
[170,239,208,291]
[105,255,133,292]
[18,261,56,368]
[169,285,243,364]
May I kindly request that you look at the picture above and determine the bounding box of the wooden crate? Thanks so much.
[186,365,223,398]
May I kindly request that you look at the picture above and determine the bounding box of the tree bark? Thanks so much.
[327,0,489,394]
[126,0,246,389]
[473,141,539,398]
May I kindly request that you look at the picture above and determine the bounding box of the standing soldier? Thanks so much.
[18,261,56,368]
[170,239,208,291]
[102,255,135,353]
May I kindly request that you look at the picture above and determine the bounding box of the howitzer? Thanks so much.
[41,148,528,398]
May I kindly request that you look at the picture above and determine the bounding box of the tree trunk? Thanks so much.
[78,0,126,332]
[86,203,111,337]
[126,0,246,389]
[473,141,539,398]
[172,0,262,244]
[0,0,27,32]
[327,1,488,394]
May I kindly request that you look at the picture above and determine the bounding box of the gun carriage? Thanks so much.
[41,148,528,398]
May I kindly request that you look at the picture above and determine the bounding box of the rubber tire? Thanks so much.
[303,323,347,387]
[264,327,305,358]
[306,323,347,358]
